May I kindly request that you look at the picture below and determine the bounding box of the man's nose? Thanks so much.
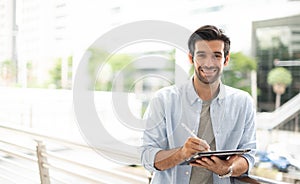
[203,56,215,66]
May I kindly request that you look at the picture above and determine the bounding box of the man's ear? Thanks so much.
[188,53,193,64]
[224,54,230,66]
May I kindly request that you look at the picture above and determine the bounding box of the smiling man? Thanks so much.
[141,25,257,184]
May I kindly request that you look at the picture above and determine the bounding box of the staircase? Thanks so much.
[256,93,300,130]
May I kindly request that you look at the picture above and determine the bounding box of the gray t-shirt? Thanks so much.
[190,101,216,184]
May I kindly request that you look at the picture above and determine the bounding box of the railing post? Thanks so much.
[146,171,152,184]
[36,140,50,184]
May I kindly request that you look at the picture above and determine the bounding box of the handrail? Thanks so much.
[42,151,148,183]
[0,122,139,163]
[0,146,40,183]
[0,121,295,184]
[0,122,95,150]
[0,122,148,183]
[256,93,300,130]
[0,139,36,153]
[0,147,37,162]
[0,154,37,173]
[238,175,290,184]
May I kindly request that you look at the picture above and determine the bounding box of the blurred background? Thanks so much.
[0,0,300,183]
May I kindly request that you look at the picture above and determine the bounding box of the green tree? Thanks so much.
[100,53,134,91]
[0,60,16,86]
[49,58,62,88]
[267,67,292,109]
[87,48,134,91]
[26,60,37,87]
[87,48,109,87]
[223,52,257,94]
[67,56,73,82]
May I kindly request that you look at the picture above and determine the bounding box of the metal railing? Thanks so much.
[237,175,292,184]
[0,122,295,184]
[0,122,149,184]
[256,93,300,131]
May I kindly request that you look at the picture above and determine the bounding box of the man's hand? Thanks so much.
[180,137,210,160]
[190,155,249,177]
[154,137,210,171]
[191,155,237,175]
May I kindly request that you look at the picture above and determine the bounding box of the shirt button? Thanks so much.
[185,171,189,175]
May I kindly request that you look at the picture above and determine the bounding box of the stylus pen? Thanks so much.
[181,123,211,151]
[181,123,198,138]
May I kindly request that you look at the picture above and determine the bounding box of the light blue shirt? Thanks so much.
[140,79,257,184]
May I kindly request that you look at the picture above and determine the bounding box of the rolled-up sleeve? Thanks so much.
[240,94,257,175]
[242,152,256,175]
[141,146,162,172]
[140,93,168,172]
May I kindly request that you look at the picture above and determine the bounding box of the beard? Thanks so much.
[195,66,221,84]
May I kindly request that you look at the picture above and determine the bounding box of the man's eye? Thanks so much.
[197,54,206,57]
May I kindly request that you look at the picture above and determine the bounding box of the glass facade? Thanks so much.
[253,14,300,112]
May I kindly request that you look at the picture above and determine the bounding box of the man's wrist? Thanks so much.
[218,165,233,178]
[177,146,186,161]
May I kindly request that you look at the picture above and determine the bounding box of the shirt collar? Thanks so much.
[187,77,226,105]
[187,77,199,105]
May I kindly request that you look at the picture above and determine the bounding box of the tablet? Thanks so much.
[180,149,251,165]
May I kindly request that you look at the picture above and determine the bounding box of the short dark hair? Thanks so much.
[188,25,230,58]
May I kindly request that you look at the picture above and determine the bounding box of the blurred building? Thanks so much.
[0,0,14,62]
[15,0,72,88]
[0,0,16,85]
[253,14,300,112]
[252,14,300,132]
[0,0,130,88]
[1,0,300,93]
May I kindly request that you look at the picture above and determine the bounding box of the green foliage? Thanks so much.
[229,52,257,71]
[109,54,133,71]
[26,60,37,88]
[189,65,194,76]
[169,49,176,63]
[224,52,257,94]
[68,56,73,77]
[87,48,109,83]
[87,48,177,92]
[48,58,62,88]
[97,53,134,91]
[87,48,134,91]
[1,59,15,68]
[0,59,16,85]
[267,67,292,86]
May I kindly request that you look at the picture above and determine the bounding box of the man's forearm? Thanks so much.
[231,156,249,177]
[154,147,185,171]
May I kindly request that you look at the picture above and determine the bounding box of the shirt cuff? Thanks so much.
[241,153,255,175]
[143,147,163,172]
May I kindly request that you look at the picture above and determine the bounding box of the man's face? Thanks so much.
[192,40,228,84]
